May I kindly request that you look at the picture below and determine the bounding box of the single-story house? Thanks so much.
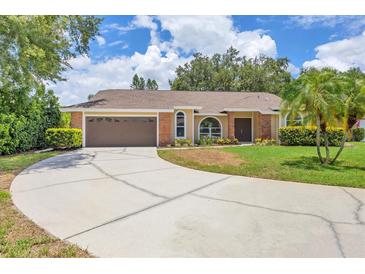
[62,89,287,147]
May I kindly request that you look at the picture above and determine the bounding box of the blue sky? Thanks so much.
[52,15,365,105]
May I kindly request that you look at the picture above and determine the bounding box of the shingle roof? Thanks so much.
[63,89,281,114]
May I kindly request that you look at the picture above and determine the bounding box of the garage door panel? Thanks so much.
[86,117,156,147]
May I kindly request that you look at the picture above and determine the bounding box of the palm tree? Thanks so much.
[331,68,365,163]
[281,68,341,164]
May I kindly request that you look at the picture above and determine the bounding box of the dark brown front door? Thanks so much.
[234,118,252,142]
[86,117,157,147]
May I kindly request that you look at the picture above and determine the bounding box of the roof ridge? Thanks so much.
[96,89,276,95]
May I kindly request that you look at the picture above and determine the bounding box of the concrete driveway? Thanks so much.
[11,147,365,257]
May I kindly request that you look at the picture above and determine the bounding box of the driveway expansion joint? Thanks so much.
[62,176,232,241]
[191,193,347,258]
[341,188,365,225]
[89,161,169,199]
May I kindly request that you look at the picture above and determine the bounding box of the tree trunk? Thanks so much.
[331,130,347,164]
[323,130,330,164]
[316,116,324,164]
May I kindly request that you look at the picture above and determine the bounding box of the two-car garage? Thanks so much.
[85,116,157,147]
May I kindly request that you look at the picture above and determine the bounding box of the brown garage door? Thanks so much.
[86,117,157,147]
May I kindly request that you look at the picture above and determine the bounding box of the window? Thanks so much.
[285,114,303,126]
[199,117,222,139]
[175,111,185,138]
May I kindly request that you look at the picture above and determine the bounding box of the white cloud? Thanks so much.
[51,46,189,105]
[288,16,365,34]
[287,63,300,75]
[95,35,106,46]
[53,16,279,105]
[303,31,365,71]
[158,16,277,58]
[132,15,157,31]
[108,40,128,49]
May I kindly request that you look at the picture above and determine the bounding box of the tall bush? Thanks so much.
[352,128,365,141]
[279,126,345,146]
[46,128,82,148]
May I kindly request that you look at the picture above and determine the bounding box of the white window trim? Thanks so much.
[198,116,223,140]
[175,110,186,139]
[284,113,303,126]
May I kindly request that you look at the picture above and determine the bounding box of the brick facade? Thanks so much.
[159,112,172,146]
[70,112,82,129]
[227,112,235,138]
[258,113,272,138]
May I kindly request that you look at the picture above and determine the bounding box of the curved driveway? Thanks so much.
[11,147,365,257]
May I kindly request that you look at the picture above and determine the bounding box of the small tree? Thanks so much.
[331,68,365,163]
[282,68,341,165]
[88,94,94,100]
[131,74,158,90]
[130,74,141,90]
[139,76,145,90]
[146,78,158,90]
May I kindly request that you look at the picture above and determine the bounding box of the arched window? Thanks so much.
[199,117,222,139]
[285,113,303,126]
[175,111,186,138]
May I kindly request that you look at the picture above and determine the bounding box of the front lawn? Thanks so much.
[0,151,91,258]
[158,143,365,188]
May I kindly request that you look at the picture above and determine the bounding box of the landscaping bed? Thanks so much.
[158,142,365,188]
[0,151,91,258]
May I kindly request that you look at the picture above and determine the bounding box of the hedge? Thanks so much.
[352,128,365,142]
[279,126,345,146]
[46,128,82,149]
[0,114,41,155]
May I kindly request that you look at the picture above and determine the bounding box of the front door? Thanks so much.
[234,118,252,142]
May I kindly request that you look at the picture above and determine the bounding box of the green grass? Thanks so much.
[0,151,61,173]
[158,142,365,188]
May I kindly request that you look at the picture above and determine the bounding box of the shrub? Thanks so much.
[198,136,238,146]
[0,114,36,155]
[255,138,277,146]
[46,128,82,148]
[174,138,192,147]
[58,112,71,128]
[352,128,365,142]
[216,138,225,145]
[279,126,345,146]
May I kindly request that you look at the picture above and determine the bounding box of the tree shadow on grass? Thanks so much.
[281,156,365,172]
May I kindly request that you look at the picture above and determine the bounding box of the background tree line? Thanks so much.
[169,47,292,95]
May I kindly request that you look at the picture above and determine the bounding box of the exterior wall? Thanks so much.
[159,112,172,146]
[360,119,365,141]
[271,115,279,140]
[253,112,260,139]
[227,112,234,138]
[257,113,272,139]
[194,115,228,142]
[70,110,280,146]
[173,109,194,141]
[193,112,280,142]
[227,112,280,140]
[71,112,82,129]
